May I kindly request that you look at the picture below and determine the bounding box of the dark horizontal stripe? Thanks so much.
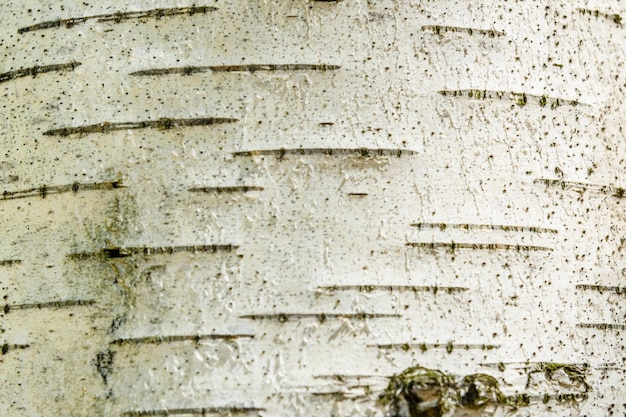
[578,8,623,24]
[240,313,400,322]
[411,222,557,233]
[68,245,239,259]
[319,285,468,293]
[576,285,626,294]
[112,333,254,345]
[233,148,416,157]
[0,62,81,84]
[189,186,263,193]
[130,64,340,76]
[438,90,582,108]
[3,299,95,313]
[422,25,505,37]
[2,180,123,201]
[406,242,552,251]
[1,344,30,354]
[123,407,264,416]
[577,323,626,330]
[373,342,500,351]
[535,178,625,198]
[19,6,217,34]
[44,117,238,137]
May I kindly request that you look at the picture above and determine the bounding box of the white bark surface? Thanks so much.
[1,1,625,416]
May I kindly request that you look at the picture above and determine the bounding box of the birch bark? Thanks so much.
[1,1,624,416]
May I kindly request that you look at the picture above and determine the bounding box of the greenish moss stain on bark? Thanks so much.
[63,189,142,414]
[380,365,589,417]
[76,188,141,324]
[83,190,141,250]
[526,362,590,391]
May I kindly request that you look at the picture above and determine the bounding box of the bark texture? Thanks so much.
[1,1,625,416]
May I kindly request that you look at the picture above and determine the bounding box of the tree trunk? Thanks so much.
[1,1,624,416]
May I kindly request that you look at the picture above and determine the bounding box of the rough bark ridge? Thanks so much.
[1,1,624,416]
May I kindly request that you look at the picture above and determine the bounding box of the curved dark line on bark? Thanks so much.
[43,117,238,137]
[18,6,217,34]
